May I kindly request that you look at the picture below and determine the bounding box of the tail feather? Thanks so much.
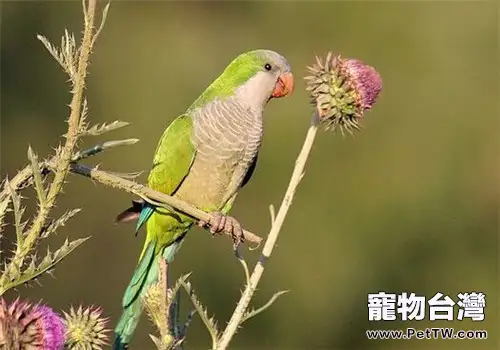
[123,241,156,308]
[113,236,186,349]
[114,299,142,350]
[115,200,144,224]
[114,240,158,349]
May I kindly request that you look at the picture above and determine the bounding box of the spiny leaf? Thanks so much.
[61,28,78,82]
[181,280,219,349]
[6,179,24,247]
[101,138,140,149]
[52,237,88,261]
[27,146,47,206]
[82,120,130,137]
[37,34,66,71]
[1,237,89,291]
[37,30,78,82]
[7,260,21,282]
[78,97,89,131]
[23,255,37,276]
[0,183,11,233]
[105,170,143,180]
[41,208,81,238]
[240,290,290,325]
[91,3,111,48]
[169,273,191,305]
[72,138,139,162]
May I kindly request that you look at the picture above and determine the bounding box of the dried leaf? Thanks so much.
[72,138,139,162]
[61,29,78,82]
[91,3,111,48]
[82,121,130,137]
[41,208,81,238]
[78,97,89,130]
[240,290,289,325]
[105,170,143,180]
[37,34,67,72]
[181,280,219,348]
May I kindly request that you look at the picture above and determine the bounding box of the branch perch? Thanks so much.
[49,161,263,245]
[216,112,320,349]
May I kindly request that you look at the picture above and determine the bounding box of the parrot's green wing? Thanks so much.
[148,114,196,194]
[135,114,196,232]
[123,114,196,308]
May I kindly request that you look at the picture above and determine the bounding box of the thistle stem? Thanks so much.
[0,0,97,292]
[216,112,320,350]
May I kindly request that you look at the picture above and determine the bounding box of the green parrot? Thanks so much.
[113,49,294,349]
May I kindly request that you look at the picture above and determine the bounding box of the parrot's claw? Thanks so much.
[201,212,244,250]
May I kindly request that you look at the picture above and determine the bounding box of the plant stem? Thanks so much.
[216,113,319,350]
[0,166,41,203]
[0,144,264,247]
[0,0,97,289]
[63,162,263,245]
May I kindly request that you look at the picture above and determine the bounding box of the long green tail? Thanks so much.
[113,238,184,349]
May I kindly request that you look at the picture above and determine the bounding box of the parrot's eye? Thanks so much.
[264,63,272,71]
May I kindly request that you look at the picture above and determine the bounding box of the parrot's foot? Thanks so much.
[198,212,244,250]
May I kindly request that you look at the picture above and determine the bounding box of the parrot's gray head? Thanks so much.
[230,49,294,112]
[192,49,294,114]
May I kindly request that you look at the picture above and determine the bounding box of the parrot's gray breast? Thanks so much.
[174,97,263,211]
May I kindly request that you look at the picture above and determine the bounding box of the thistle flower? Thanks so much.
[305,52,382,133]
[63,305,109,350]
[0,298,65,350]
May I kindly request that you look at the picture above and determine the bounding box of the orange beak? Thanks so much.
[271,72,295,98]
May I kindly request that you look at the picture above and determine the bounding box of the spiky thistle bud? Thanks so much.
[305,52,382,133]
[63,305,109,350]
[0,298,65,350]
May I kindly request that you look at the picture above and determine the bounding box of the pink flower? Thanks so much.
[0,299,65,350]
[305,53,382,133]
[343,58,382,111]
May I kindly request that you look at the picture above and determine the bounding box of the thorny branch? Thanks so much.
[0,142,263,251]
[0,0,107,293]
[215,112,321,349]
[58,161,263,245]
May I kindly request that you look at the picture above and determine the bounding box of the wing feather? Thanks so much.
[135,114,196,231]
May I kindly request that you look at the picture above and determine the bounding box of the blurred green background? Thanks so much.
[0,1,497,349]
